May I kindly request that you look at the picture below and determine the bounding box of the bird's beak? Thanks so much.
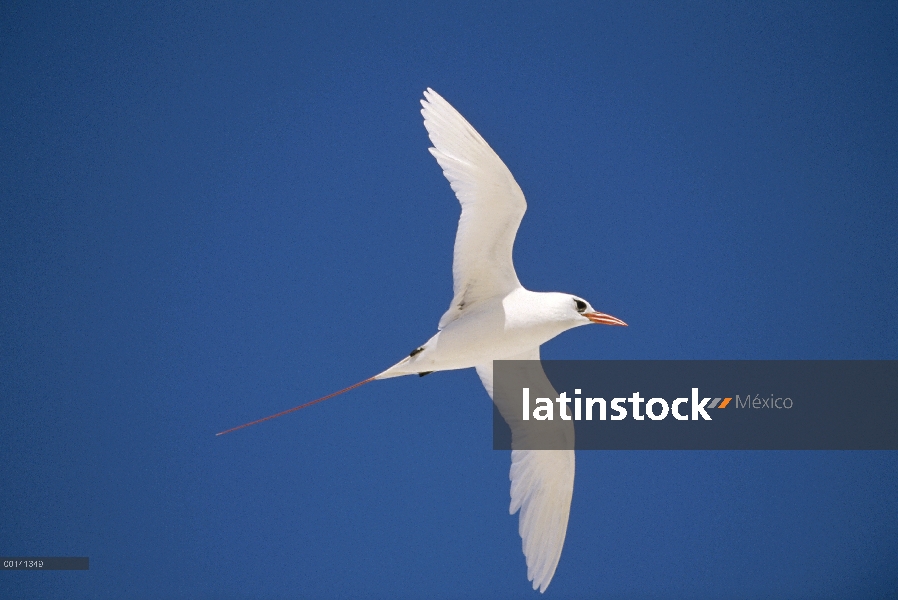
[584,312,627,326]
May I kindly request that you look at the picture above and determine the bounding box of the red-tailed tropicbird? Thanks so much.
[218,88,626,592]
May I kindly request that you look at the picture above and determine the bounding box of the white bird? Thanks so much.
[218,88,626,592]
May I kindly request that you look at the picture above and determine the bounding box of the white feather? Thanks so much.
[476,347,575,593]
[421,88,526,329]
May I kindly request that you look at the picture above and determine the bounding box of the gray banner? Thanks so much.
[1,557,89,570]
[492,361,898,450]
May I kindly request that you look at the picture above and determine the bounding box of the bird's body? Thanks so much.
[219,88,625,592]
[378,289,597,378]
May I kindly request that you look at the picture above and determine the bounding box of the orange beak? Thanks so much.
[584,312,628,326]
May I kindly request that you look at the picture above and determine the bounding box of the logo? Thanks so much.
[521,388,733,421]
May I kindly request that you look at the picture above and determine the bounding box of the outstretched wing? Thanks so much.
[475,347,575,593]
[421,89,526,329]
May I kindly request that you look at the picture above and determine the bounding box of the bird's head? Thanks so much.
[567,295,627,328]
[507,291,627,335]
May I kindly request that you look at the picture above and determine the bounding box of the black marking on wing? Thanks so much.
[409,347,424,357]
[418,371,433,377]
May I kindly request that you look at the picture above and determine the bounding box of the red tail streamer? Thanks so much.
[216,376,377,436]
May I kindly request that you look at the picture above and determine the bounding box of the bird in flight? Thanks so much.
[218,88,626,592]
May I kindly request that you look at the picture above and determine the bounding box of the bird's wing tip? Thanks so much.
[531,573,550,593]
[421,88,448,110]
[420,89,436,113]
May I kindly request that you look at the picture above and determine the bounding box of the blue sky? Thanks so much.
[2,2,896,598]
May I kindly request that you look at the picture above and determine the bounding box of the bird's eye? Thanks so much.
[574,299,587,313]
